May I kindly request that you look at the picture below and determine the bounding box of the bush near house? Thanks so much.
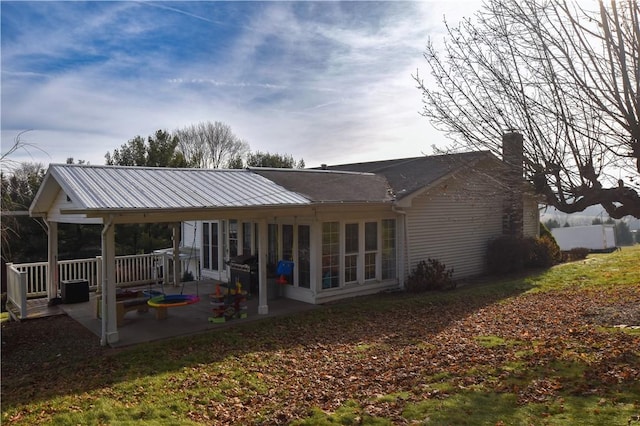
[563,247,590,262]
[487,234,561,274]
[487,236,527,273]
[527,235,562,267]
[405,258,455,292]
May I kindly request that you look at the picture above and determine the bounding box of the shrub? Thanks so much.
[486,236,527,273]
[539,222,554,239]
[539,222,562,254]
[564,247,590,262]
[405,258,455,292]
[526,235,562,267]
[487,235,561,274]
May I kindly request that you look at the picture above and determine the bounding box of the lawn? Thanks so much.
[2,246,639,425]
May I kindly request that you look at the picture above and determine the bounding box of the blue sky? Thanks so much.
[1,1,480,168]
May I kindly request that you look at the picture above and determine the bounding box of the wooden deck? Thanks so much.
[18,298,65,320]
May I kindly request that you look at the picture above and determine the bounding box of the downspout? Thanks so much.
[100,215,114,346]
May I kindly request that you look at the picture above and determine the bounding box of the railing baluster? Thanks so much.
[12,252,163,298]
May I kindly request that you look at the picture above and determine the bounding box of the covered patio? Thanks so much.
[28,165,316,346]
[23,160,410,348]
[57,280,320,348]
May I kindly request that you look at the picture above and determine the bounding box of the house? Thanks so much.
[28,132,539,345]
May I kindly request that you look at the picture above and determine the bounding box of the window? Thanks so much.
[322,222,339,288]
[202,222,219,270]
[320,219,396,288]
[364,222,377,280]
[228,219,238,258]
[298,225,310,288]
[344,223,358,283]
[282,224,293,261]
[203,223,210,269]
[242,222,252,254]
[267,224,278,277]
[381,219,396,280]
[211,223,219,270]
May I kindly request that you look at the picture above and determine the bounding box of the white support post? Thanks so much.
[46,220,59,300]
[173,223,181,286]
[397,213,407,289]
[101,218,118,346]
[257,219,269,315]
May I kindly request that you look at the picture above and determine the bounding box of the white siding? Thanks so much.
[404,171,504,279]
[48,189,102,224]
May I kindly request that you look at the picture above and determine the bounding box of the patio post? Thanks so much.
[101,217,119,345]
[396,212,407,289]
[172,223,181,286]
[46,220,58,300]
[257,219,269,314]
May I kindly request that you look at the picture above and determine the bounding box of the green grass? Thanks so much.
[524,246,640,292]
[401,392,637,425]
[2,246,639,425]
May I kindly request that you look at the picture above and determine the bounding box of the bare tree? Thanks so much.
[175,121,249,169]
[0,130,44,171]
[415,0,639,218]
[1,131,47,257]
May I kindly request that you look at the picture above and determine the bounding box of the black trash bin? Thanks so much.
[61,279,89,304]
[227,255,258,295]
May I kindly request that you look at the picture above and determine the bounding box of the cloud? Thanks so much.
[1,1,481,169]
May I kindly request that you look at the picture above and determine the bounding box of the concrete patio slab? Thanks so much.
[59,280,320,348]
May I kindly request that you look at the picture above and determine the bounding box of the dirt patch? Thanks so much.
[583,302,640,327]
[1,314,110,382]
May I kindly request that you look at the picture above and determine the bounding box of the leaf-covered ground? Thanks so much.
[2,257,640,425]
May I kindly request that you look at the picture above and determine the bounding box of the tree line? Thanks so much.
[104,122,304,169]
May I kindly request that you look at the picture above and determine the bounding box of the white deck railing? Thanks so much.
[6,253,173,319]
[6,263,28,320]
[115,253,165,287]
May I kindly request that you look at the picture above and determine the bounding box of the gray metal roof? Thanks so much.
[46,164,312,210]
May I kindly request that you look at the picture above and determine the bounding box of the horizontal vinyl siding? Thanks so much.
[405,174,504,279]
[48,188,102,224]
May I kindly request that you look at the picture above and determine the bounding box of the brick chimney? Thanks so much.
[502,132,524,238]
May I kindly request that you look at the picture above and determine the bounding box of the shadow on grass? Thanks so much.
[1,272,538,411]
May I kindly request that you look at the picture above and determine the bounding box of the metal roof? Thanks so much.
[45,164,312,210]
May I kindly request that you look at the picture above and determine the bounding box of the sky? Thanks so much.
[1,1,481,169]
